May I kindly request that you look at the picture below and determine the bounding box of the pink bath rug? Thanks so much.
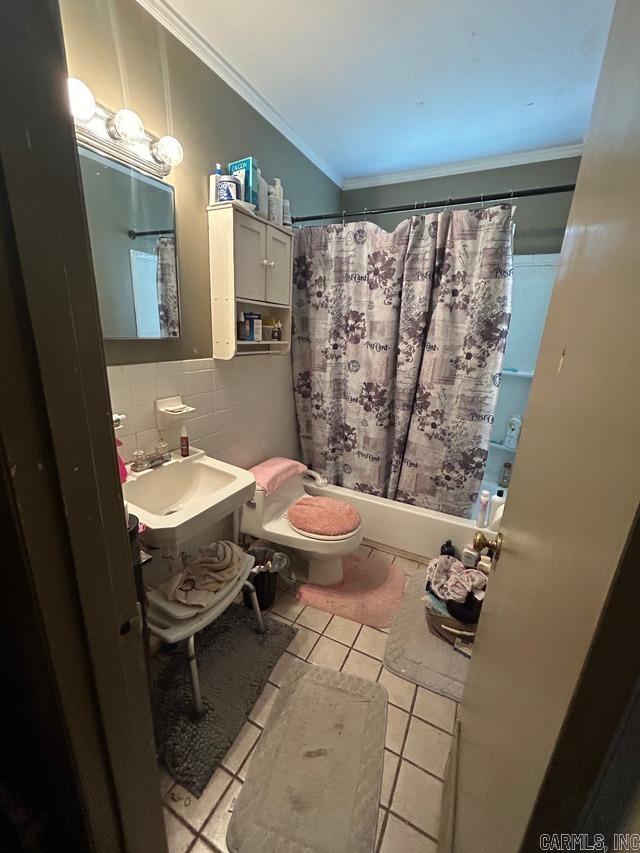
[295,553,406,629]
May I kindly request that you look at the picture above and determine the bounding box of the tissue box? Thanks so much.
[228,156,258,206]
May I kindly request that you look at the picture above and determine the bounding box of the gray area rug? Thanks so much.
[153,605,295,797]
[384,568,469,701]
[227,665,387,853]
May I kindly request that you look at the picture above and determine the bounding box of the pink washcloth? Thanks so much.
[250,457,308,495]
[288,496,361,537]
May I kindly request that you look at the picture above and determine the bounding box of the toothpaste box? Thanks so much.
[228,156,259,207]
[245,312,262,341]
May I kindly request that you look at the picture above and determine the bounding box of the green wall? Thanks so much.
[341,157,581,255]
[60,0,341,364]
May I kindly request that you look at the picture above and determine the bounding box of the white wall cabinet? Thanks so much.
[265,227,292,305]
[208,201,293,359]
[234,214,266,302]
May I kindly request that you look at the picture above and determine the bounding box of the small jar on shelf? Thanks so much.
[498,462,512,488]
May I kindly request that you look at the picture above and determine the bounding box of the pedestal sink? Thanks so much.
[123,448,255,549]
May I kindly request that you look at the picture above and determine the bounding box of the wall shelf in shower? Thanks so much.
[501,369,534,379]
[489,441,517,453]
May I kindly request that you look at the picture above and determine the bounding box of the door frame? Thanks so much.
[0,1,167,850]
[523,509,640,842]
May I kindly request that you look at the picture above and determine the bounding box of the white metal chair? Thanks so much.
[146,553,263,716]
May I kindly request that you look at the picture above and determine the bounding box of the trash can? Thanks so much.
[243,546,290,611]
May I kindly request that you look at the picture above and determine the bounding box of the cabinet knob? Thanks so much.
[261,258,269,266]
[269,260,275,267]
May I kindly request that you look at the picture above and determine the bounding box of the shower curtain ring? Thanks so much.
[342,210,346,226]
[481,193,485,209]
[363,207,368,222]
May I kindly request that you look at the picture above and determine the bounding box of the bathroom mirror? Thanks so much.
[78,145,180,339]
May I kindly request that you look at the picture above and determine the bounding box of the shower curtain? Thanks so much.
[155,235,179,337]
[291,205,513,519]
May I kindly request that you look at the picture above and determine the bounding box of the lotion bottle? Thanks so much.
[477,489,490,527]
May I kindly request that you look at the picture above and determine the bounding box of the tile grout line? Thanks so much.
[339,622,366,672]
[195,733,265,849]
[386,807,440,846]
[376,680,419,852]
[396,753,447,784]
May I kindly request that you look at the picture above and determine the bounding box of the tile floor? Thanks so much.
[160,544,457,852]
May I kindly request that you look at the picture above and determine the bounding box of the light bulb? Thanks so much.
[109,108,145,144]
[67,77,96,122]
[151,136,184,167]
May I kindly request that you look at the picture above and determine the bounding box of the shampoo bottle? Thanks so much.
[257,167,268,218]
[180,424,189,458]
[268,186,283,226]
[489,489,506,528]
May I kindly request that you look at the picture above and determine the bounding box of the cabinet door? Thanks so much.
[234,214,266,301]
[265,226,292,305]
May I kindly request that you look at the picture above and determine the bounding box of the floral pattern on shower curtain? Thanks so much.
[397,206,513,517]
[156,235,179,337]
[292,205,513,519]
[292,217,437,496]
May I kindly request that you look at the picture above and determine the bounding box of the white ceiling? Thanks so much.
[139,0,615,187]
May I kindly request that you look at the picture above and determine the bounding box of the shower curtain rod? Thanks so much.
[128,228,175,239]
[291,183,576,224]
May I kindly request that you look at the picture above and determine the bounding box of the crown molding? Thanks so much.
[342,144,583,191]
[134,0,344,187]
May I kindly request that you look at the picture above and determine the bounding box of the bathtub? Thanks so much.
[304,481,478,560]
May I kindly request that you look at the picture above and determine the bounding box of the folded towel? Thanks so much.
[250,457,308,495]
[158,540,245,609]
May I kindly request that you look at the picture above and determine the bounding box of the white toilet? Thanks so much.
[241,466,363,585]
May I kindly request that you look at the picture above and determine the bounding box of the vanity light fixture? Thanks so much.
[107,108,146,144]
[67,77,96,122]
[67,76,183,177]
[151,136,184,168]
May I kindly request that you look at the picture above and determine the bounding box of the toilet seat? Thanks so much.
[286,495,361,539]
[287,517,362,542]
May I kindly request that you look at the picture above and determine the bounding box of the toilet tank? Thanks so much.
[240,473,306,536]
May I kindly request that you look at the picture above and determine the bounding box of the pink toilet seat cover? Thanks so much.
[287,496,361,537]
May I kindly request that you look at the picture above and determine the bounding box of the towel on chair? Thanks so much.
[250,457,308,495]
[158,540,245,609]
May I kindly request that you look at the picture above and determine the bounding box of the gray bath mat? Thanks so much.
[384,568,469,701]
[227,666,387,853]
[153,605,295,797]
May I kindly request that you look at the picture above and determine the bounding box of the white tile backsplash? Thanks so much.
[109,356,300,467]
[127,363,158,404]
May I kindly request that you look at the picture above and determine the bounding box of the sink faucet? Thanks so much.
[131,441,171,472]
